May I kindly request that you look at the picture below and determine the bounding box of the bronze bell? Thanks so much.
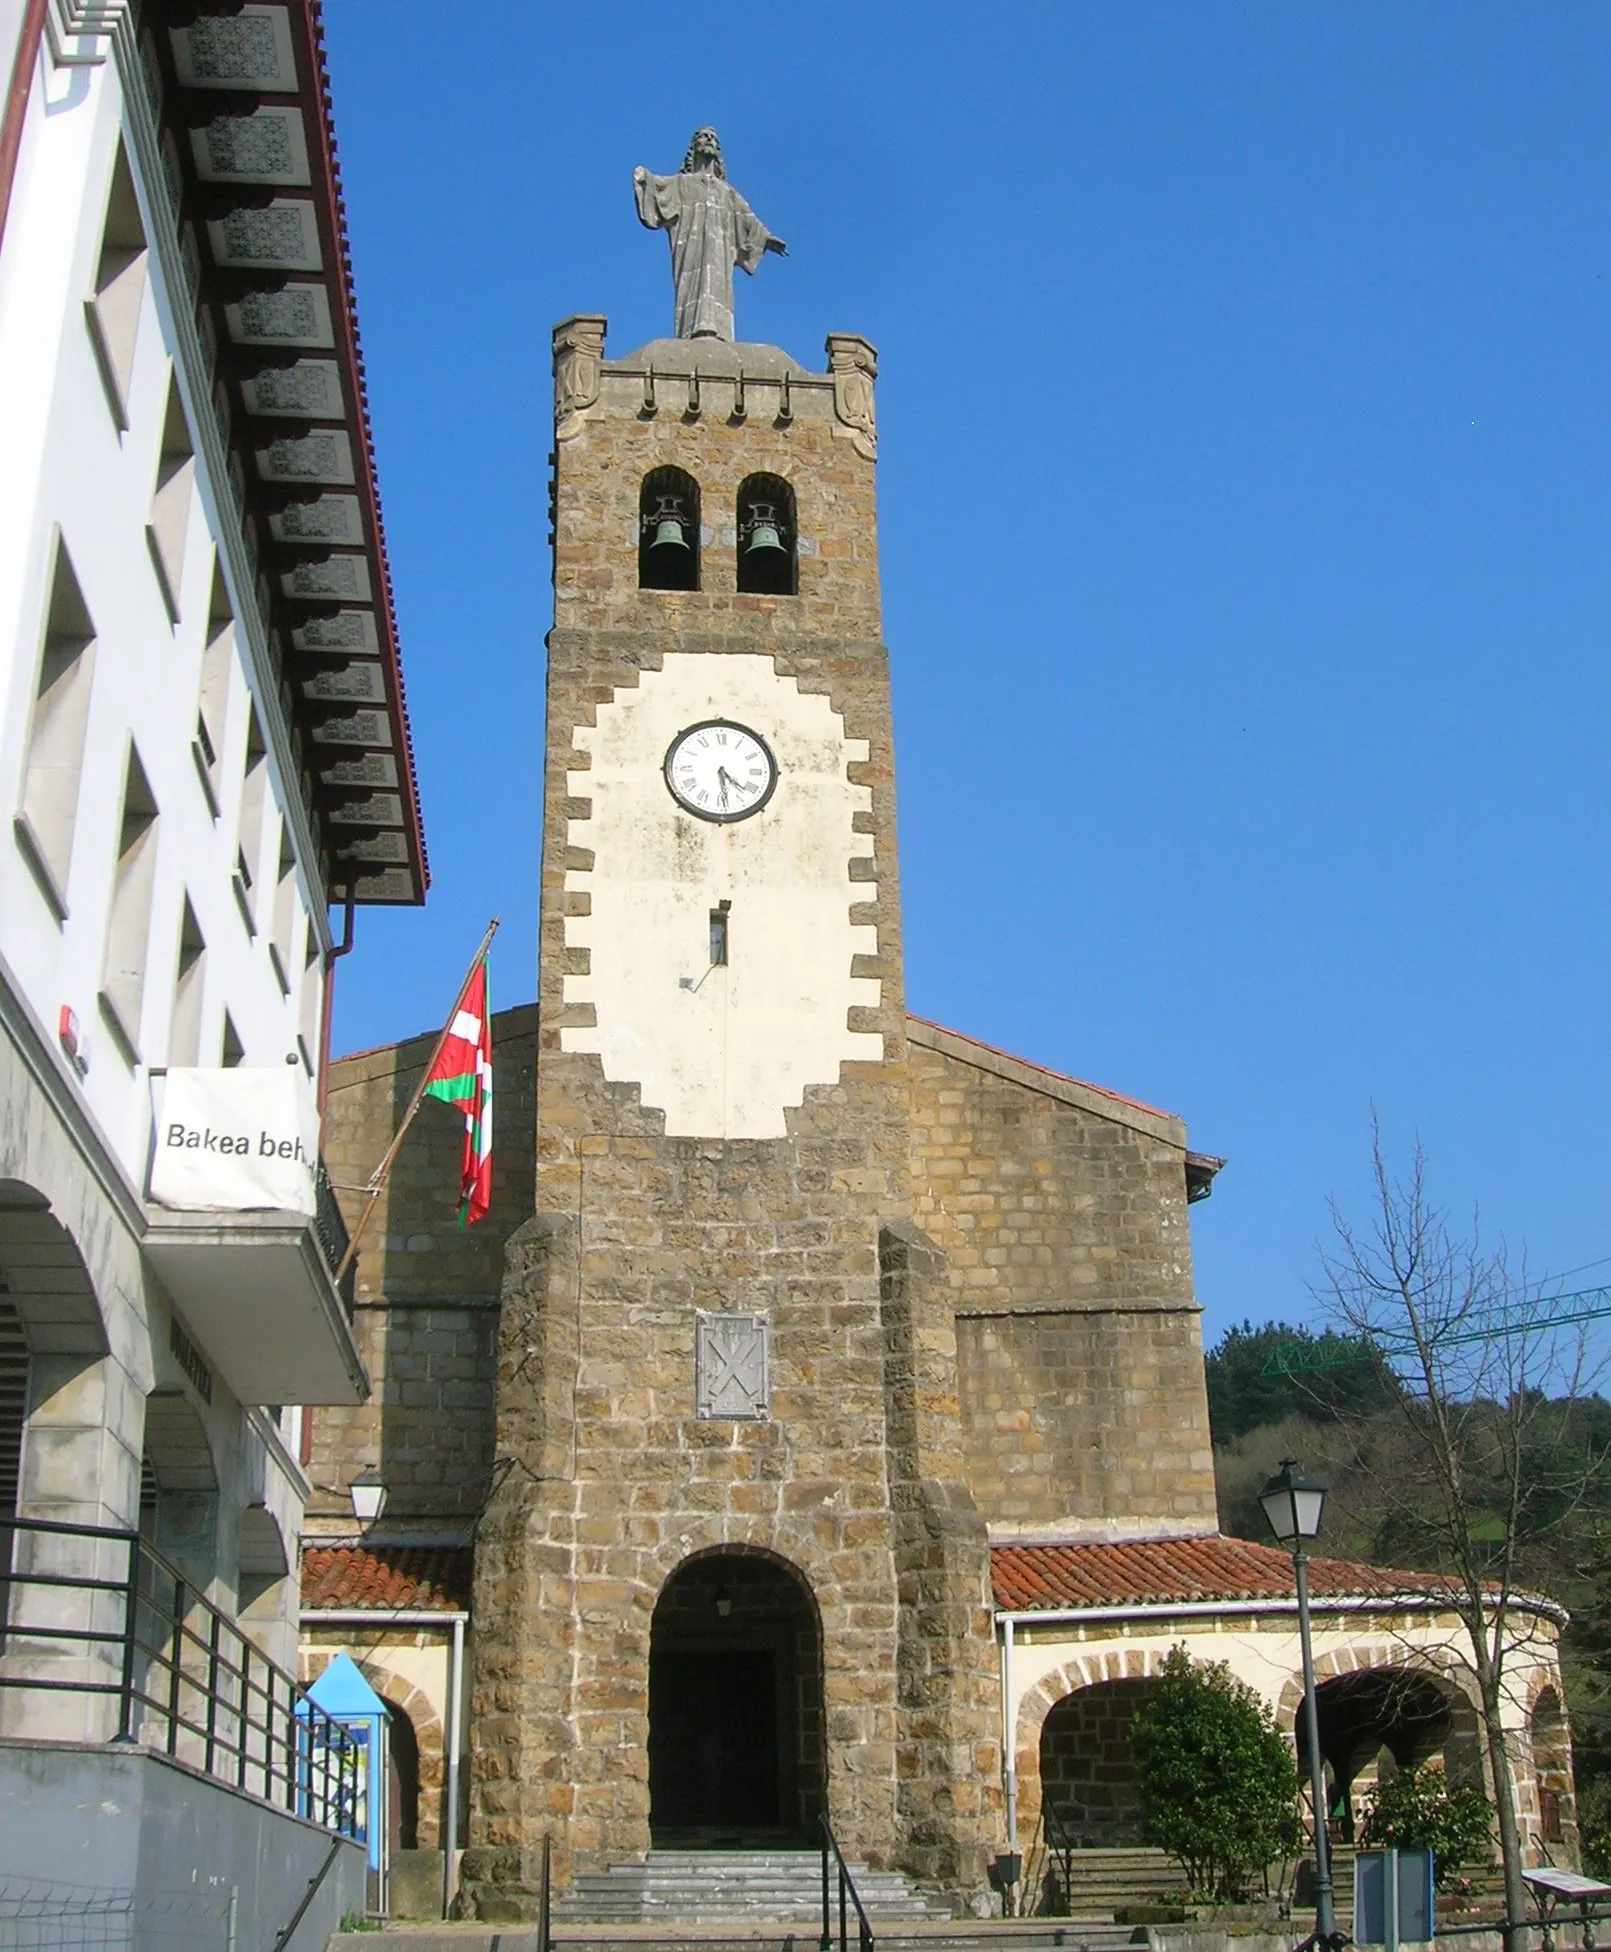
[743,505,786,557]
[647,498,691,554]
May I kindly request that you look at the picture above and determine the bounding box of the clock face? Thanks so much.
[663,720,778,822]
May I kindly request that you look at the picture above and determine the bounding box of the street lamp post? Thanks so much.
[1261,1458,1343,1952]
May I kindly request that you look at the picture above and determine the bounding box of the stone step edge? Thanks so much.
[561,1878,938,1889]
[553,1897,946,1909]
[330,1937,1138,1952]
[554,1888,946,1910]
[550,1921,1132,1940]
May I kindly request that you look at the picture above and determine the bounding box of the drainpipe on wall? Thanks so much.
[1001,1614,1017,1854]
[317,887,357,1125]
[0,0,46,253]
[443,1612,465,1920]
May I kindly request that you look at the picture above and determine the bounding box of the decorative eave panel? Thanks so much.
[139,1,427,907]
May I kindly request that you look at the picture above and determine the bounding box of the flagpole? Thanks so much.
[332,916,499,1285]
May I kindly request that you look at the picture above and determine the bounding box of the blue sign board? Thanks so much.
[305,1652,388,1873]
[1356,1849,1435,1948]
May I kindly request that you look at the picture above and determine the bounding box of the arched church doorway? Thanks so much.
[648,1549,824,1847]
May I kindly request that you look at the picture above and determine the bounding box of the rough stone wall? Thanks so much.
[907,1024,1217,1541]
[308,1006,536,1534]
[459,325,1000,1918]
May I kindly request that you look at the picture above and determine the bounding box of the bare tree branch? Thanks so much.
[1313,1119,1607,1948]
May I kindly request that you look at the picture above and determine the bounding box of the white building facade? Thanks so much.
[0,2,425,1936]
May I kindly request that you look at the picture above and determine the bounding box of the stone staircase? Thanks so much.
[326,1847,1145,1952]
[326,1838,1518,1951]
[329,1926,1139,1952]
[552,1848,949,1925]
[1028,1848,1184,1919]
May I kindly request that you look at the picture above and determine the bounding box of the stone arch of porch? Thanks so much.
[1274,1639,1487,1835]
[355,1658,447,1850]
[1012,1644,1178,1852]
[1273,1640,1478,1730]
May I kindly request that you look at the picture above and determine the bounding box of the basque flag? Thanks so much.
[422,958,492,1225]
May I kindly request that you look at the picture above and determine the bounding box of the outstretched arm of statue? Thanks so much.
[765,236,788,257]
[633,165,673,230]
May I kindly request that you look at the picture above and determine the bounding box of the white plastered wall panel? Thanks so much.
[1004,1610,1568,1859]
[561,652,882,1139]
[0,41,321,1647]
[0,56,325,1191]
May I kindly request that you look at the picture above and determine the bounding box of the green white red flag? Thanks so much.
[422,957,492,1225]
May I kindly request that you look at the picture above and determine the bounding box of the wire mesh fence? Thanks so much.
[0,1876,233,1951]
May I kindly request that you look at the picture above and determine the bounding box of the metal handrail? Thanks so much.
[820,1814,875,1952]
[0,1513,361,1837]
[1042,1798,1078,1915]
[537,1833,552,1952]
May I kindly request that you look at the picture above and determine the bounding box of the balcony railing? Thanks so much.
[0,1515,361,1838]
[313,1159,355,1312]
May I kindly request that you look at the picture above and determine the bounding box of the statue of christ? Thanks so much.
[633,127,787,342]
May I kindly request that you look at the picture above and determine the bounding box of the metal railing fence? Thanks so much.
[0,1513,360,1837]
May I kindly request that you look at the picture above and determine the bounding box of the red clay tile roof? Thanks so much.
[991,1536,1465,1611]
[301,1544,471,1613]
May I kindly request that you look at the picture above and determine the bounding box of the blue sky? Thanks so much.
[321,3,1610,1347]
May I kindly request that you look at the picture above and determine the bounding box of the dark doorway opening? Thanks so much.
[648,1549,823,1847]
[387,1701,421,1851]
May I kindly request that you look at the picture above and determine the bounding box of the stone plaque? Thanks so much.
[695,1311,769,1420]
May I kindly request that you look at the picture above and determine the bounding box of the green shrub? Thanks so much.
[1359,1762,1492,1890]
[1131,1645,1302,1900]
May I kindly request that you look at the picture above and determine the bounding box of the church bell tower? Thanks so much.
[458,300,1001,1914]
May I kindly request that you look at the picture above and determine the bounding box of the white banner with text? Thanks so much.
[150,1069,319,1216]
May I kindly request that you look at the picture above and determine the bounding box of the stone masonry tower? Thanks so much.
[457,321,1002,1920]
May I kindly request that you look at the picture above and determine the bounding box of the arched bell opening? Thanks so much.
[648,1547,824,1847]
[736,474,796,596]
[640,466,700,591]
